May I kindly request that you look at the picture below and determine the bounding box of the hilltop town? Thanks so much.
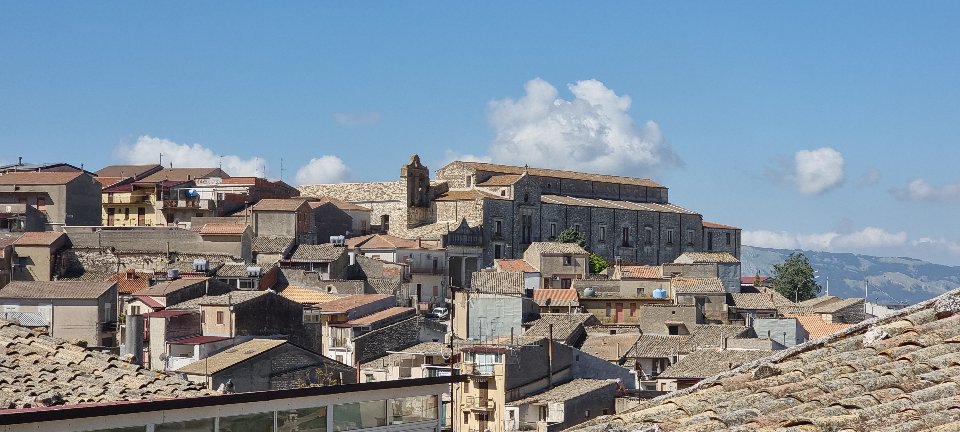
[0,155,953,432]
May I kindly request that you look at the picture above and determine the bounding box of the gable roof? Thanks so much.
[106,270,152,295]
[495,259,537,273]
[525,242,589,255]
[540,195,698,215]
[658,348,771,379]
[626,334,689,359]
[0,171,85,185]
[137,278,211,297]
[618,265,664,279]
[139,167,228,183]
[166,290,269,310]
[0,281,114,299]
[94,164,163,179]
[346,233,440,250]
[251,198,308,212]
[279,286,343,305]
[523,313,598,347]
[673,251,740,264]
[13,231,65,246]
[319,294,392,314]
[508,379,617,406]
[0,319,206,409]
[684,324,753,350]
[577,288,960,432]
[177,338,287,375]
[787,313,854,340]
[471,271,525,295]
[798,295,865,314]
[307,195,372,212]
[455,161,664,188]
[252,236,296,254]
[580,333,642,362]
[289,243,345,262]
[532,289,580,308]
[702,221,741,230]
[476,174,522,186]
[434,189,508,201]
[672,277,726,294]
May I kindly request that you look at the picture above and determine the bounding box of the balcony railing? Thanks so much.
[461,362,494,376]
[159,199,213,210]
[462,396,495,411]
[104,196,152,205]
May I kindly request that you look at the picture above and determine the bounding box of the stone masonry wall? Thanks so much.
[353,316,422,364]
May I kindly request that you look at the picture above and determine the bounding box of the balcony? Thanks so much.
[104,196,152,205]
[159,199,213,210]
[460,362,495,377]
[461,396,495,412]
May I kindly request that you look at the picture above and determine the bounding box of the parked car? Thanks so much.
[426,307,449,320]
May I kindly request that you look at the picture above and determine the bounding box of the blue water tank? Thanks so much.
[185,189,199,198]
[652,288,668,299]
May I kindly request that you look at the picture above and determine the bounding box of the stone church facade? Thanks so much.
[299,155,740,287]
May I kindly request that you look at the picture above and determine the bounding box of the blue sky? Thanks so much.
[2,2,960,265]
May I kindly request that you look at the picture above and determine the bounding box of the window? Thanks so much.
[463,412,470,424]
[686,229,695,245]
[707,232,714,250]
[219,412,274,432]
[563,255,572,266]
[131,306,141,316]
[726,232,732,245]
[154,419,214,432]
[465,176,472,187]
[303,308,321,323]
[585,410,590,418]
[668,325,680,335]
[333,400,388,431]
[500,189,506,196]
[36,196,46,212]
[521,213,533,243]
[216,310,224,325]
[574,224,581,233]
[124,208,130,219]
[599,225,606,242]
[550,223,557,238]
[539,406,548,421]
[666,229,674,245]
[622,226,630,247]
[605,303,611,317]
[277,406,326,432]
[494,219,502,236]
[238,279,255,290]
[494,244,502,259]
[630,303,637,316]
[644,226,653,244]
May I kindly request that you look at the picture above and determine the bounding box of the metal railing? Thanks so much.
[462,396,495,411]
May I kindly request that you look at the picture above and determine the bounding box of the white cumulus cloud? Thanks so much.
[114,135,266,177]
[790,147,844,195]
[744,226,907,252]
[891,178,960,203]
[333,112,382,126]
[295,156,351,185]
[475,78,679,176]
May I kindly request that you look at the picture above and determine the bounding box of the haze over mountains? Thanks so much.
[741,245,960,305]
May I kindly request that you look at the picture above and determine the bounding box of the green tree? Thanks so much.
[772,252,821,302]
[589,253,609,274]
[555,227,586,247]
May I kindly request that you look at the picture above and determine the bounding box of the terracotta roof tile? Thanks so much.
[320,294,393,314]
[471,271,525,295]
[523,313,598,346]
[434,189,509,201]
[198,223,248,235]
[279,286,344,305]
[13,231,64,246]
[0,171,86,185]
[346,233,441,250]
[139,168,227,183]
[251,236,295,254]
[659,349,771,379]
[106,270,152,295]
[788,314,854,340]
[167,291,269,310]
[177,339,286,375]
[455,161,664,188]
[495,259,537,273]
[626,334,689,358]
[532,289,580,307]
[508,379,617,406]
[540,195,698,215]
[572,287,960,432]
[0,281,114,299]
[618,265,663,279]
[672,277,726,294]
[702,221,741,230]
[0,319,206,409]
[340,307,414,327]
[94,164,163,179]
[525,241,589,255]
[251,198,308,212]
[476,174,522,186]
[580,333,642,361]
[289,243,345,262]
[673,251,740,264]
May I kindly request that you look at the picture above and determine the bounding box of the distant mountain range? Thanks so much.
[740,246,960,305]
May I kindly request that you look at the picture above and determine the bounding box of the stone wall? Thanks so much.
[58,248,235,281]
[353,316,422,364]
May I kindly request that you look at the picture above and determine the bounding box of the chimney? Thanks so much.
[123,314,145,366]
[18,157,22,166]
[349,252,356,266]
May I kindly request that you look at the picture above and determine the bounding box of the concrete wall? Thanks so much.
[556,382,618,430]
[571,351,636,389]
[753,318,807,347]
[0,288,116,346]
[458,293,534,341]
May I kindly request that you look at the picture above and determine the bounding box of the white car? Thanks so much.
[428,307,449,320]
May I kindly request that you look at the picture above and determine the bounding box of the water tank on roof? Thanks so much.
[167,269,180,279]
[193,258,208,272]
[330,235,345,246]
[185,189,199,198]
[583,287,596,297]
[652,288,668,299]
